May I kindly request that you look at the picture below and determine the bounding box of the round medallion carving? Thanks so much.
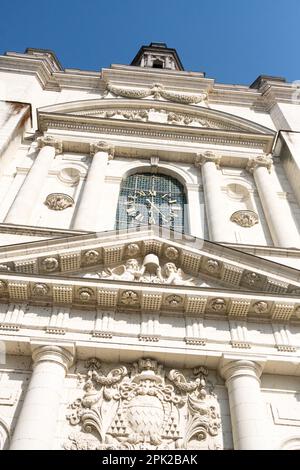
[205,259,221,273]
[253,301,268,314]
[83,250,100,265]
[78,288,94,302]
[243,272,263,287]
[210,298,226,312]
[126,243,140,257]
[165,246,179,261]
[42,257,59,272]
[121,290,139,305]
[165,294,183,306]
[32,283,49,296]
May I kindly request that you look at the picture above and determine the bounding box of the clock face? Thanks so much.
[116,173,186,232]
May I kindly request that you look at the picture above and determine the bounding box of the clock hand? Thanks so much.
[146,199,169,223]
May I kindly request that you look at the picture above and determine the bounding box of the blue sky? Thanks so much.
[1,0,300,85]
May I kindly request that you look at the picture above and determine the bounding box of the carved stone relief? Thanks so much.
[76,105,238,130]
[85,253,196,286]
[105,82,207,105]
[45,193,74,211]
[65,358,221,450]
[230,210,259,228]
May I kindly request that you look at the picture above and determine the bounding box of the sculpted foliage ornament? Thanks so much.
[105,82,207,105]
[37,135,62,155]
[246,154,273,173]
[230,210,259,228]
[44,193,74,211]
[65,358,221,450]
[90,141,114,159]
[121,290,139,305]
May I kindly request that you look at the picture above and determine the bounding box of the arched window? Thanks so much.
[116,172,186,232]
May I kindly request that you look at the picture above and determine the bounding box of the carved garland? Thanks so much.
[105,82,207,105]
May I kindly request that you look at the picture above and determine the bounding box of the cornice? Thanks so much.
[0,51,299,109]
[38,113,274,153]
[0,271,299,324]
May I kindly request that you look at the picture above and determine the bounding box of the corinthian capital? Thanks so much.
[246,154,273,173]
[195,151,221,168]
[37,135,63,155]
[90,141,115,159]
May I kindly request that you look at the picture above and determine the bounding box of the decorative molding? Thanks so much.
[44,193,74,211]
[230,210,259,228]
[39,118,273,152]
[65,358,221,450]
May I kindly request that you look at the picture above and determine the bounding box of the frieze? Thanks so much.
[65,358,221,450]
[40,118,271,151]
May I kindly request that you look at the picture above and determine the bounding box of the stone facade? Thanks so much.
[0,43,300,450]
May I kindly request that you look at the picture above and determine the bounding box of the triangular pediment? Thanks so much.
[38,97,275,136]
[0,227,299,320]
[0,227,299,291]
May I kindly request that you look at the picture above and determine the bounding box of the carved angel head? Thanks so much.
[163,262,178,276]
[125,259,140,272]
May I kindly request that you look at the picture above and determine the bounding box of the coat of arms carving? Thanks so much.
[64,358,221,450]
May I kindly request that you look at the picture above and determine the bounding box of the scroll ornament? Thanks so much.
[65,358,221,450]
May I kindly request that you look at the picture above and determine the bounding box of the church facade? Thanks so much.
[0,43,300,450]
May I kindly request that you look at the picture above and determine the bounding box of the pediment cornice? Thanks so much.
[38,98,275,153]
[0,228,299,321]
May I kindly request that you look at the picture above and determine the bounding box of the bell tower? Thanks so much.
[130,42,184,71]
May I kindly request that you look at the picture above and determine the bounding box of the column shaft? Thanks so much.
[72,141,114,231]
[248,155,300,248]
[10,346,73,450]
[4,136,61,225]
[220,359,271,450]
[196,152,226,242]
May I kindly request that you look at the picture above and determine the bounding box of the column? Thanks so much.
[0,102,30,157]
[247,154,300,248]
[195,151,227,242]
[220,358,271,450]
[10,345,73,450]
[4,136,62,225]
[72,141,114,232]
